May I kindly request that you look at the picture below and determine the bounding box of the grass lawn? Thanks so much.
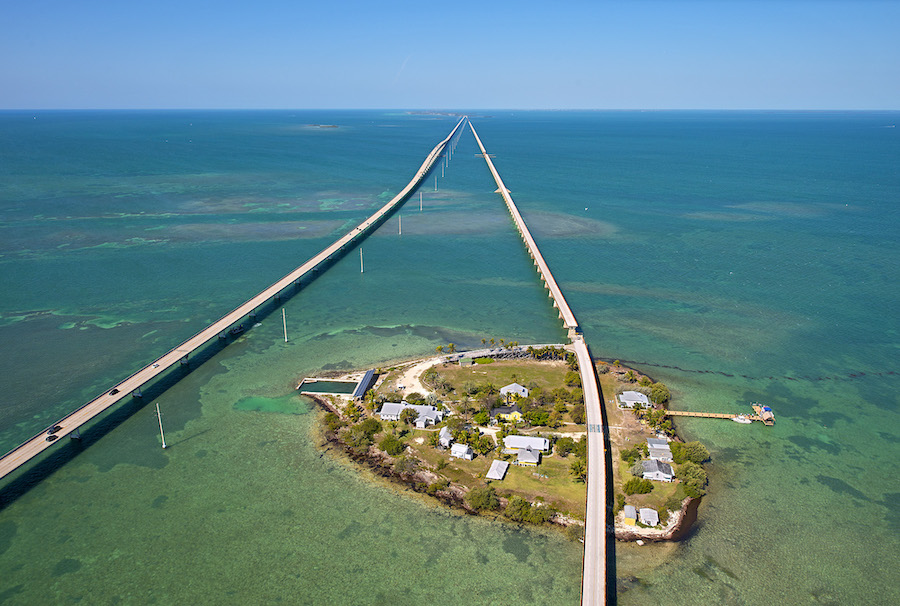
[437,359,570,394]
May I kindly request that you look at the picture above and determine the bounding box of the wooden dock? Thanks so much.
[664,406,774,425]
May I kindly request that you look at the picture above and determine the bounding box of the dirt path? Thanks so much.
[395,356,442,396]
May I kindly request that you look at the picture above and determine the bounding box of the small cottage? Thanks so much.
[438,426,453,448]
[515,448,541,466]
[450,443,474,460]
[623,505,637,526]
[639,507,659,526]
[641,459,675,482]
[617,391,650,409]
[486,459,510,480]
[647,438,673,462]
[490,405,523,423]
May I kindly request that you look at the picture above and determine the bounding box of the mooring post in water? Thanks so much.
[156,403,167,449]
[360,248,364,273]
[282,308,288,343]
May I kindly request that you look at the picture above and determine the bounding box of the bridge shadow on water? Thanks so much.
[0,217,403,511]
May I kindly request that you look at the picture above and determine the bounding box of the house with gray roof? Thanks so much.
[503,435,549,452]
[377,403,444,428]
[500,383,529,399]
[515,448,541,466]
[641,459,674,482]
[623,505,637,526]
[486,459,509,480]
[647,438,673,462]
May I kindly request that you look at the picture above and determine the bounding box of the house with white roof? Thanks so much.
[618,391,650,409]
[438,426,453,448]
[377,403,444,428]
[641,459,674,482]
[503,435,549,452]
[639,507,659,526]
[450,443,474,460]
[500,383,529,399]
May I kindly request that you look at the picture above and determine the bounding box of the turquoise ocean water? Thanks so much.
[0,110,897,604]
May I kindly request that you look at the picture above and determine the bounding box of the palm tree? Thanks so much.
[436,345,444,354]
[447,343,456,353]
[481,338,486,346]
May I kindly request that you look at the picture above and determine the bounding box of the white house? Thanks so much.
[618,391,650,408]
[647,438,673,462]
[450,443,474,460]
[438,426,453,449]
[503,435,550,452]
[639,507,659,526]
[377,403,444,428]
[500,383,529,399]
[641,459,674,482]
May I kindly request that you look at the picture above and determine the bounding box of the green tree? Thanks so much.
[624,370,636,383]
[620,446,642,465]
[379,433,405,456]
[623,477,654,495]
[344,402,362,422]
[504,496,532,522]
[466,485,500,511]
[564,370,582,387]
[676,461,708,497]
[650,382,671,406]
[447,343,456,353]
[399,408,419,425]
[570,404,586,425]
[358,417,382,437]
[570,458,587,483]
[615,493,626,514]
[472,411,490,426]
[556,437,576,457]
[681,441,710,464]
[435,345,444,354]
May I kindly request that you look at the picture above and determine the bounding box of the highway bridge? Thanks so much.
[469,121,609,605]
[0,116,468,481]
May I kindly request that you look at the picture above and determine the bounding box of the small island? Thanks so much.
[299,343,709,543]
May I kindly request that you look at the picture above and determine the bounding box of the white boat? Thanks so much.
[732,415,752,424]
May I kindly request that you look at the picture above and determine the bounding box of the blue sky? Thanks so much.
[1,0,897,109]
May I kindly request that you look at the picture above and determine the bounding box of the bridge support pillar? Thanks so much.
[132,388,143,398]
[180,355,189,367]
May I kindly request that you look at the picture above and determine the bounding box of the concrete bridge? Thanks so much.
[0,116,468,481]
[469,121,609,605]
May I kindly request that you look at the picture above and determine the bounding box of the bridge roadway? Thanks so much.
[0,116,468,481]
[468,121,608,605]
